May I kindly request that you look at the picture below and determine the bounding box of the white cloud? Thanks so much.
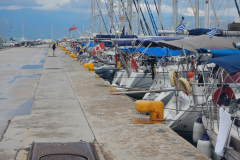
[0,5,24,10]
[35,0,71,6]
[32,0,70,10]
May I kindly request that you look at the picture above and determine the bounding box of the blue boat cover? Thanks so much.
[120,48,182,57]
[96,35,138,39]
[205,54,240,75]
[117,40,136,46]
[136,37,182,47]
[200,48,240,57]
[102,37,182,47]
[189,28,222,36]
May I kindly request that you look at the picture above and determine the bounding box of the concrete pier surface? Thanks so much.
[0,45,209,160]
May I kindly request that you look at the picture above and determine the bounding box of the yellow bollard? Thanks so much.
[82,63,94,72]
[69,54,76,58]
[132,100,164,124]
[112,86,115,92]
[65,51,70,54]
[110,85,115,92]
[70,54,75,58]
[95,74,98,79]
[84,63,89,68]
[110,85,112,92]
[80,62,82,65]
[88,63,94,72]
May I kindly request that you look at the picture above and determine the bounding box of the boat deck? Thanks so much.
[0,45,209,160]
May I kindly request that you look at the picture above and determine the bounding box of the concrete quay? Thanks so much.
[0,45,209,160]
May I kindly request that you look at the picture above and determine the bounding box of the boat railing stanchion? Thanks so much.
[163,68,165,85]
[176,91,179,114]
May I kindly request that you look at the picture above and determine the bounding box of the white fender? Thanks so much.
[197,133,211,158]
[168,71,175,87]
[193,117,205,143]
[178,78,192,94]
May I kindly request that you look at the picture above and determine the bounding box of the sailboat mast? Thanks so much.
[210,0,221,29]
[119,0,121,31]
[99,0,102,34]
[205,0,210,29]
[107,0,110,33]
[92,0,94,33]
[195,0,199,28]
[173,0,178,29]
[110,0,114,33]
[128,0,133,35]
[122,0,126,35]
[138,0,141,35]
[158,0,162,30]
[93,0,96,33]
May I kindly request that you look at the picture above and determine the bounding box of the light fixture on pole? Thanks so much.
[20,20,26,40]
[50,22,54,41]
[81,21,86,35]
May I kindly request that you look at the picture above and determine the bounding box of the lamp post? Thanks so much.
[10,21,14,39]
[20,20,26,39]
[81,21,86,35]
[50,22,54,41]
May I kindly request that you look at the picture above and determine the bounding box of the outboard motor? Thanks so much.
[147,56,157,80]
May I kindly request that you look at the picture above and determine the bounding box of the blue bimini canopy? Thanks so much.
[83,41,94,47]
[120,48,183,58]
[205,54,240,75]
[200,48,240,57]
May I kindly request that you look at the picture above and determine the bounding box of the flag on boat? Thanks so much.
[207,28,217,39]
[95,45,100,51]
[95,42,105,51]
[175,23,186,33]
[69,25,77,31]
[99,42,105,50]
[92,48,96,54]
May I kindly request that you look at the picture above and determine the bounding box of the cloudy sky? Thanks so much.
[0,0,238,40]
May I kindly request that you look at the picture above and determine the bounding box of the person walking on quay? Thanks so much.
[52,43,56,55]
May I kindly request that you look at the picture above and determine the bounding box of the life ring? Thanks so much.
[212,87,236,105]
[178,78,192,95]
[169,71,175,87]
